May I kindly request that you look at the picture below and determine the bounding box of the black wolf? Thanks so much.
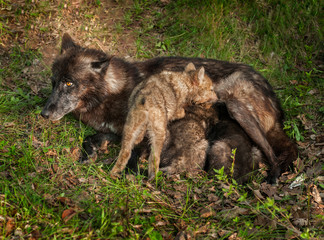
[41,33,297,183]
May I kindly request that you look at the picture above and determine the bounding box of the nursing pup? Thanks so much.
[41,33,297,183]
[160,103,263,184]
[159,103,218,175]
[206,104,264,184]
[110,63,217,179]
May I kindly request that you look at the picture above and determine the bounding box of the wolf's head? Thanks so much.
[41,33,127,121]
[184,63,217,105]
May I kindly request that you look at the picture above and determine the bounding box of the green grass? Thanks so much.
[0,0,323,239]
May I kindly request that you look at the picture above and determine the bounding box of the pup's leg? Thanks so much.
[110,112,147,177]
[147,116,167,180]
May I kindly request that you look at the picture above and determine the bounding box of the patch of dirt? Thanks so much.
[1,0,137,68]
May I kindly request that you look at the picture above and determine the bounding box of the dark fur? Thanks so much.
[206,104,263,184]
[41,33,298,183]
[160,103,263,184]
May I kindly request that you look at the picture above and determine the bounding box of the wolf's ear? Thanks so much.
[103,58,126,94]
[91,58,109,70]
[61,33,78,54]
[185,62,196,72]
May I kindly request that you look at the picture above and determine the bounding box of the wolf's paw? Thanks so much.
[265,168,280,185]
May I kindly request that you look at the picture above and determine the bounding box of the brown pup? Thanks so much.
[110,63,217,179]
[159,103,263,184]
[41,33,297,183]
[206,104,264,184]
[159,103,218,175]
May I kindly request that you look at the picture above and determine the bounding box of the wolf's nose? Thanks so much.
[41,110,49,119]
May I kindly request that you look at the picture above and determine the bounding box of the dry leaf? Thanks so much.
[228,232,241,240]
[70,147,80,161]
[310,184,322,204]
[4,122,15,127]
[289,80,298,85]
[260,182,277,197]
[308,88,319,95]
[30,229,42,240]
[194,222,210,236]
[175,192,184,199]
[254,215,277,228]
[61,228,75,234]
[253,189,265,200]
[220,206,249,219]
[207,193,219,202]
[57,197,74,206]
[32,136,44,149]
[62,209,76,223]
[14,227,24,237]
[293,218,308,227]
[200,208,215,218]
[5,217,15,236]
[174,183,187,193]
[175,229,193,240]
[218,229,231,237]
[135,209,152,214]
[45,149,57,156]
[154,221,167,227]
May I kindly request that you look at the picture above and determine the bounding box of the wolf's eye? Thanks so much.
[65,82,73,87]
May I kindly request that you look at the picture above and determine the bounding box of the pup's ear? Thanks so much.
[197,66,205,84]
[192,66,205,86]
[61,33,78,54]
[185,62,196,72]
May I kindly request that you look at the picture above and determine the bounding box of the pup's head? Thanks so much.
[41,33,122,121]
[185,63,217,104]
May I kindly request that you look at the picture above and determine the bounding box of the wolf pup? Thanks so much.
[159,103,218,176]
[109,63,217,179]
[206,104,264,184]
[41,33,297,183]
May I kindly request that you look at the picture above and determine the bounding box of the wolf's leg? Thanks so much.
[226,99,279,184]
[110,113,147,177]
[147,117,167,180]
[267,123,298,174]
[80,132,121,162]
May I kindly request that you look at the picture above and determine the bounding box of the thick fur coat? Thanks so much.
[41,33,297,183]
